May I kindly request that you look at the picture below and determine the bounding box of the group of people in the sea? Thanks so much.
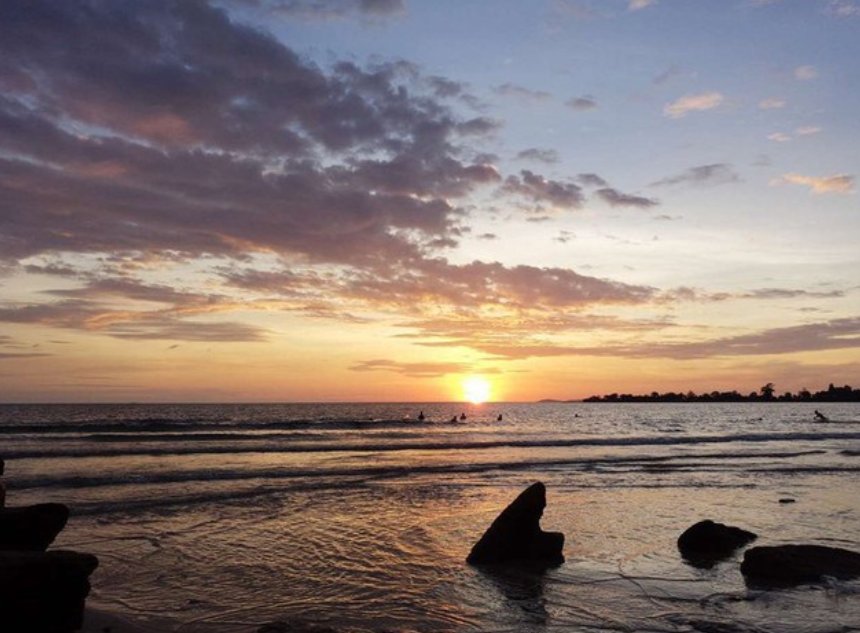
[412,410,831,424]
[415,411,503,423]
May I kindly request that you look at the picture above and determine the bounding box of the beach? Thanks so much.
[4,402,860,632]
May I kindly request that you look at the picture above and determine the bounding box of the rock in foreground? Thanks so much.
[467,482,564,566]
[677,520,757,567]
[741,544,860,586]
[258,623,340,633]
[0,549,98,632]
[0,503,70,551]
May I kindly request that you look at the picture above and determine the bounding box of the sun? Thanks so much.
[462,376,492,404]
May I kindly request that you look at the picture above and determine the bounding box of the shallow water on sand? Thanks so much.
[3,402,860,632]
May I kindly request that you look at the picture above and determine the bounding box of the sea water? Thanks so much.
[2,402,860,633]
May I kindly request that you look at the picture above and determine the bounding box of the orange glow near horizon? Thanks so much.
[462,376,492,404]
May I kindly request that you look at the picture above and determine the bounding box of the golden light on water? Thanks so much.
[462,376,492,404]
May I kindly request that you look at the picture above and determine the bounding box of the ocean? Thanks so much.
[2,402,860,633]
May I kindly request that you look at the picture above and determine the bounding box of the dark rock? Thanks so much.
[258,623,340,633]
[677,520,757,568]
[0,503,70,551]
[741,544,860,586]
[778,498,796,504]
[0,549,98,632]
[467,482,564,566]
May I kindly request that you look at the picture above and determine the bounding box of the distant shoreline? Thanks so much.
[549,383,860,404]
[540,398,860,403]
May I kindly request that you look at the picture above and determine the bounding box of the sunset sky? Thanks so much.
[1,0,858,403]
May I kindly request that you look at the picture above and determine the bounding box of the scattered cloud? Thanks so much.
[516,148,560,164]
[5,0,672,341]
[426,76,466,98]
[341,259,656,309]
[107,319,270,342]
[494,83,553,103]
[1,0,853,384]
[576,173,609,188]
[595,188,659,209]
[265,0,406,21]
[502,170,585,209]
[759,97,786,109]
[629,0,657,10]
[768,132,792,142]
[652,66,684,86]
[651,164,740,188]
[350,359,475,377]
[794,65,819,80]
[221,255,657,311]
[743,288,844,300]
[24,263,81,277]
[796,125,822,136]
[618,317,860,360]
[825,1,860,17]
[771,173,855,194]
[663,286,845,303]
[566,96,598,111]
[397,313,676,360]
[552,0,605,21]
[664,92,724,118]
[0,296,271,342]
[417,315,860,361]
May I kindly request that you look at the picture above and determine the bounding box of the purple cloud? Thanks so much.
[494,83,553,103]
[516,148,561,164]
[265,0,406,21]
[651,163,740,187]
[502,170,585,209]
[576,173,609,187]
[0,0,694,350]
[566,96,598,111]
[0,0,500,269]
[595,187,659,208]
[464,317,860,360]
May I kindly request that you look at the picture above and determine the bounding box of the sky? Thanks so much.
[0,0,858,403]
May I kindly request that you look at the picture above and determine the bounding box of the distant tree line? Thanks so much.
[582,383,860,403]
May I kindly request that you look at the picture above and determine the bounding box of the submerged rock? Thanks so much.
[741,544,860,586]
[0,503,70,551]
[0,549,98,632]
[677,520,757,568]
[467,482,564,566]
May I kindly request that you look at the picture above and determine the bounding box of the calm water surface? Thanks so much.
[2,402,860,632]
